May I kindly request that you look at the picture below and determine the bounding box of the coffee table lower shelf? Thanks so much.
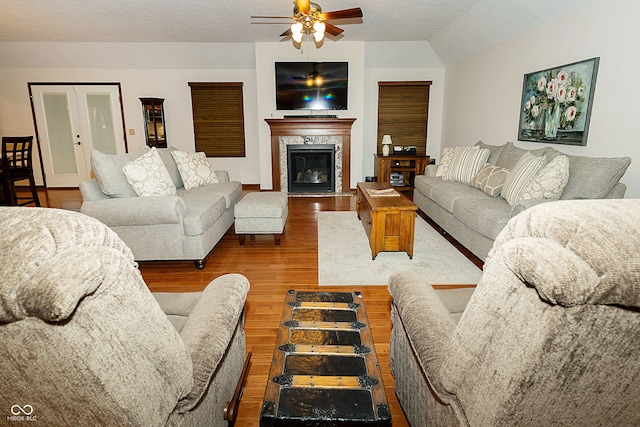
[260,290,391,426]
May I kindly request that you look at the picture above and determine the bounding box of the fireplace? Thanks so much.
[287,144,335,193]
[265,118,356,193]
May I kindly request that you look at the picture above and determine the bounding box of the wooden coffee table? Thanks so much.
[356,181,418,259]
[260,290,391,426]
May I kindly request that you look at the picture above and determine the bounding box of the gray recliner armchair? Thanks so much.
[0,207,249,426]
[389,199,640,426]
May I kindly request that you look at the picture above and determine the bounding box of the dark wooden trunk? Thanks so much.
[261,290,392,426]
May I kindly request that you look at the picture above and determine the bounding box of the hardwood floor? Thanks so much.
[40,188,483,426]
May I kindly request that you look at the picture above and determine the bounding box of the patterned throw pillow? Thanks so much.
[501,153,547,206]
[444,146,491,185]
[122,147,177,197]
[435,147,455,177]
[171,151,219,190]
[520,155,570,201]
[471,163,510,197]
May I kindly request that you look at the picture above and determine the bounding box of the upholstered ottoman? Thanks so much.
[234,192,288,246]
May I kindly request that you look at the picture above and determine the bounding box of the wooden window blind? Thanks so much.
[377,81,431,156]
[188,82,246,157]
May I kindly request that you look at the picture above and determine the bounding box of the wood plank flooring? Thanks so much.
[40,188,483,426]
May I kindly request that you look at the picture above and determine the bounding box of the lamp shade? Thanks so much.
[313,21,326,42]
[291,22,303,43]
[381,135,392,156]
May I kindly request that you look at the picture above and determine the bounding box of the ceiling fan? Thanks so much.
[251,0,363,43]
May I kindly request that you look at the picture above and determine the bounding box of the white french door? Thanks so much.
[30,84,126,187]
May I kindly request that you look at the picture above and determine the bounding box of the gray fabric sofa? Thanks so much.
[388,198,640,426]
[80,147,242,268]
[0,207,250,426]
[414,141,631,261]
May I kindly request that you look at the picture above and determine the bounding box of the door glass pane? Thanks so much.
[86,94,117,154]
[43,94,77,174]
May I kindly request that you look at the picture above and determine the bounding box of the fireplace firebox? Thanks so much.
[287,144,335,193]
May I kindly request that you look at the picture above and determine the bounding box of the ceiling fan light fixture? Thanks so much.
[253,2,363,47]
[291,22,304,43]
[313,21,326,42]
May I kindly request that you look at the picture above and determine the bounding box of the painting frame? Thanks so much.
[517,57,599,146]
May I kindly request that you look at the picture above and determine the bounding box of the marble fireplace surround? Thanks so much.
[266,118,356,194]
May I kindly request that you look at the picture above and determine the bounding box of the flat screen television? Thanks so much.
[275,61,348,111]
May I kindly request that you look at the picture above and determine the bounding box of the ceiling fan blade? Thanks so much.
[280,28,292,37]
[324,22,344,36]
[251,15,293,19]
[295,0,311,15]
[320,7,363,21]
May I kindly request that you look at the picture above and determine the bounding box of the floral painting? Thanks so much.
[518,57,599,146]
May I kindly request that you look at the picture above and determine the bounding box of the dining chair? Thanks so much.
[1,136,40,206]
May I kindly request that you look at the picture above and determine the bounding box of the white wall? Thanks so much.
[362,41,446,176]
[0,40,446,190]
[0,42,261,185]
[254,41,366,190]
[441,0,640,197]
[363,67,446,176]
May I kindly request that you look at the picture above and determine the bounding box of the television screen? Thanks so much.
[275,62,348,110]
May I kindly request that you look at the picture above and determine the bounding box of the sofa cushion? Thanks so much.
[475,140,506,165]
[155,147,184,189]
[453,197,512,240]
[92,147,150,198]
[414,175,439,199]
[559,155,631,200]
[444,146,491,184]
[520,155,570,201]
[177,189,227,236]
[171,151,219,190]
[501,153,547,205]
[197,181,243,209]
[494,142,546,171]
[471,163,510,197]
[123,148,177,197]
[431,180,492,213]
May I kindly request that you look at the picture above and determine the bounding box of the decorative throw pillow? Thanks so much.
[475,140,506,165]
[520,155,570,201]
[435,147,455,177]
[471,163,510,197]
[171,151,219,190]
[501,153,547,205]
[444,146,491,185]
[122,147,177,197]
[91,147,150,198]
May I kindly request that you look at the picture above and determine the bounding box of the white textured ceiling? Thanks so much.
[0,0,593,65]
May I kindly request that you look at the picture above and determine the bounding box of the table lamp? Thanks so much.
[381,135,392,156]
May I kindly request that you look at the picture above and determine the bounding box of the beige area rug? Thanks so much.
[318,211,483,286]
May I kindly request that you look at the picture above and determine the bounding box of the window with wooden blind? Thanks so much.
[377,81,431,156]
[188,82,246,157]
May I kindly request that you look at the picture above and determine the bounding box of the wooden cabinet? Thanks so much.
[375,155,430,192]
[140,98,167,148]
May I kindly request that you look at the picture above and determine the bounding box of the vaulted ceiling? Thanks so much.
[0,0,593,65]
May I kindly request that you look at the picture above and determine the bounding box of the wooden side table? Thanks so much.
[374,154,430,192]
[356,182,418,260]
